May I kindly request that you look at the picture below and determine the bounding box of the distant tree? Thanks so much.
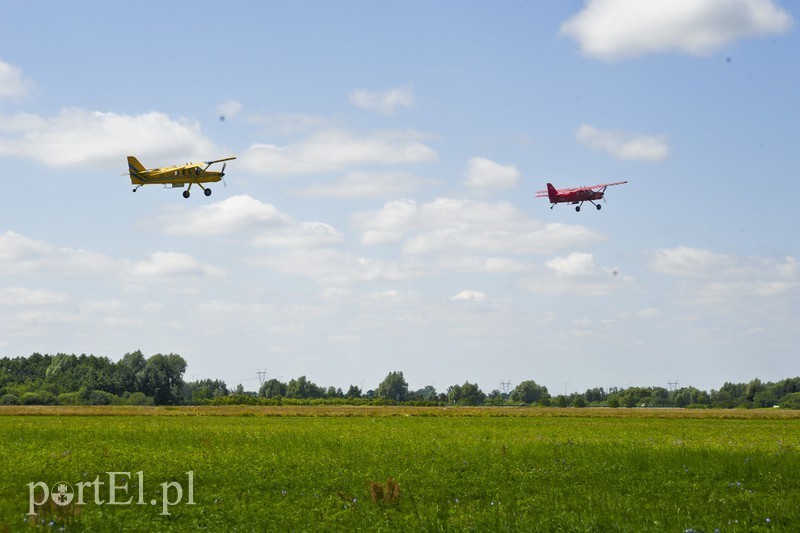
[1,394,20,405]
[484,389,506,406]
[45,353,76,380]
[346,385,362,399]
[126,391,152,406]
[623,395,637,408]
[670,386,710,407]
[447,382,486,406]
[140,354,187,405]
[584,387,607,403]
[185,379,229,403]
[286,376,324,399]
[447,384,461,404]
[650,387,670,407]
[573,395,587,408]
[556,395,568,408]
[510,380,549,404]
[411,385,437,402]
[711,382,747,408]
[325,386,344,398]
[775,377,800,398]
[117,350,147,393]
[260,378,287,398]
[376,371,408,402]
[745,379,765,403]
[780,392,800,409]
[752,389,778,408]
[618,387,655,407]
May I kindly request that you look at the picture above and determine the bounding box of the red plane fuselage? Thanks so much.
[546,183,604,204]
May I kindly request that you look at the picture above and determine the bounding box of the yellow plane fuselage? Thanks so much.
[128,157,224,186]
[127,156,234,197]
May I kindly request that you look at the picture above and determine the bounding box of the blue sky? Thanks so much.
[1,0,798,395]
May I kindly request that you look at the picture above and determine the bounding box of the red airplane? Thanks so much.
[536,181,627,211]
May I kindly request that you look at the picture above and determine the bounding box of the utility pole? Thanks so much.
[256,370,268,387]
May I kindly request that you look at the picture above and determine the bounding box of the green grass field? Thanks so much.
[1,407,798,531]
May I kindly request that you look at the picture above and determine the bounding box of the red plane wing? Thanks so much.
[536,180,627,196]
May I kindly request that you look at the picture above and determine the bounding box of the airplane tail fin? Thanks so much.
[127,156,146,184]
[546,183,558,202]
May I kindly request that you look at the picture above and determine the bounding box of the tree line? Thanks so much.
[1,352,799,409]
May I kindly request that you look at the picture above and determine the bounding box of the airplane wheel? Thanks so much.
[204,188,212,197]
[596,204,602,210]
[575,206,581,212]
[183,190,190,199]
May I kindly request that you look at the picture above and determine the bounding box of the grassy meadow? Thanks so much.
[0,406,798,531]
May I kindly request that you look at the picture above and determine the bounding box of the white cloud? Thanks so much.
[649,247,800,304]
[649,246,736,277]
[438,256,528,274]
[546,252,597,277]
[349,86,414,115]
[78,299,126,314]
[128,251,226,280]
[154,195,292,236]
[0,287,68,306]
[216,99,242,119]
[352,198,605,254]
[253,249,429,285]
[0,108,215,168]
[451,290,487,302]
[464,157,521,190]
[253,222,343,249]
[0,230,225,284]
[328,334,360,343]
[0,230,118,277]
[245,113,329,135]
[576,124,669,161]
[240,128,437,175]
[561,0,793,62]
[0,60,32,100]
[521,253,629,296]
[299,171,433,198]
[150,195,342,249]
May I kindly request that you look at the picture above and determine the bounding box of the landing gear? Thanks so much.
[596,204,602,210]
[575,205,581,212]
[182,182,211,198]
[189,183,211,198]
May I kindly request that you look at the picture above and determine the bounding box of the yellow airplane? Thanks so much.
[127,156,235,198]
